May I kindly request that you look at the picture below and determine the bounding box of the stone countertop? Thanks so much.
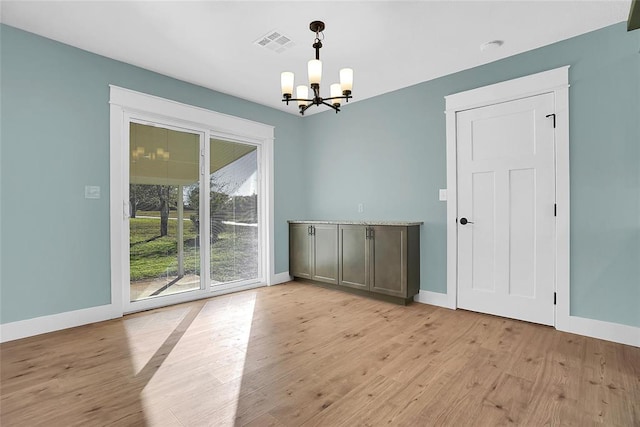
[288,220,423,226]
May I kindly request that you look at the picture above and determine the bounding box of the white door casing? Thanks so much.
[110,86,275,315]
[456,93,556,326]
[445,66,570,330]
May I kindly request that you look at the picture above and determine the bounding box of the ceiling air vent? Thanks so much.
[254,30,294,54]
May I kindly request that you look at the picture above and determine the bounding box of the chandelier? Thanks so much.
[280,21,353,115]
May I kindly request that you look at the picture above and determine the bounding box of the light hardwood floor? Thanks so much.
[1,282,639,426]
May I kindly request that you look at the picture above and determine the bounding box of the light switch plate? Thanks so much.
[439,189,447,201]
[85,185,101,199]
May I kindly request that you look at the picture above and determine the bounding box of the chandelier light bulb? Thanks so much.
[308,59,322,85]
[281,72,294,97]
[330,83,342,106]
[340,68,353,94]
[296,85,309,106]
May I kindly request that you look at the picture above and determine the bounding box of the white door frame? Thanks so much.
[444,66,570,329]
[109,85,275,314]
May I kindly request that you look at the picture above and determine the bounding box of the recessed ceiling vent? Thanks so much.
[254,30,294,54]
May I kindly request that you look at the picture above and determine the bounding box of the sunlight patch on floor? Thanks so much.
[123,306,191,375]
[124,293,257,425]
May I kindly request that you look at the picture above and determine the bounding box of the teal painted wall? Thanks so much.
[304,23,640,327]
[2,22,638,329]
[0,24,306,323]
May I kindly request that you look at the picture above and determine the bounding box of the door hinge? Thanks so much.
[554,203,557,217]
[546,113,556,128]
[554,292,557,305]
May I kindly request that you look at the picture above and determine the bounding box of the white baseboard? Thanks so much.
[271,271,292,285]
[0,274,292,343]
[0,303,122,344]
[414,290,454,309]
[4,284,635,349]
[414,291,638,347]
[557,315,640,348]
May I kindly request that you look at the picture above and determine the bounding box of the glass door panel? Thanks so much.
[129,122,202,302]
[208,138,259,285]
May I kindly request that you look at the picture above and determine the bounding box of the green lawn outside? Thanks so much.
[129,216,258,282]
[210,226,258,283]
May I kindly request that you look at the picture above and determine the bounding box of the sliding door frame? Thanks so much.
[208,130,265,294]
[110,86,275,314]
[123,115,209,313]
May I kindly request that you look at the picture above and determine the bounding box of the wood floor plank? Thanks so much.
[242,412,285,427]
[300,375,404,427]
[1,282,638,426]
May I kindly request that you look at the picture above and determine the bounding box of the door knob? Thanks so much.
[459,217,474,225]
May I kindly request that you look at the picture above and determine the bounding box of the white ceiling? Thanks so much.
[1,1,631,116]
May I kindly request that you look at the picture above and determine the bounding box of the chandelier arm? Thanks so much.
[282,98,313,102]
[321,101,340,112]
[299,103,312,116]
[311,84,321,100]
[324,95,351,102]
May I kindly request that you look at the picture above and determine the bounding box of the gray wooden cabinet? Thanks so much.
[338,225,369,290]
[289,223,312,279]
[289,223,338,285]
[291,221,421,304]
[369,225,409,298]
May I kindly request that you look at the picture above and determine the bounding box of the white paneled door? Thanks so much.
[457,93,556,326]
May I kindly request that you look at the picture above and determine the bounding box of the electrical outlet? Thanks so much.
[439,189,447,201]
[357,203,364,213]
[85,185,101,199]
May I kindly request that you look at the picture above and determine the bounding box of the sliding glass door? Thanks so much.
[124,118,264,311]
[128,122,204,303]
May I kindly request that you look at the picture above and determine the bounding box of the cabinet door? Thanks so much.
[311,224,339,284]
[369,226,407,298]
[289,224,311,279]
[338,225,369,290]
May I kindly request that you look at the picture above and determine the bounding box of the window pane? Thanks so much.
[129,123,201,301]
[209,138,259,284]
